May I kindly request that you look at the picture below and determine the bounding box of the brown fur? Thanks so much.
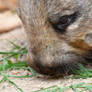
[17,0,92,75]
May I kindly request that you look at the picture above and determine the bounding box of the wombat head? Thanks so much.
[18,0,92,76]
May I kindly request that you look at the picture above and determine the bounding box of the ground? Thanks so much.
[0,27,92,92]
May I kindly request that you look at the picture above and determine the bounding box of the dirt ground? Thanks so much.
[0,26,92,92]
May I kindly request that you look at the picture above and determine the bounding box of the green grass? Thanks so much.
[32,82,92,92]
[72,63,92,79]
[0,41,92,92]
[0,41,37,92]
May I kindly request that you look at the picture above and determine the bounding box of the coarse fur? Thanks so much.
[17,0,92,76]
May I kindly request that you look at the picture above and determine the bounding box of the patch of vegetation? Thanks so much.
[72,63,92,79]
[0,41,37,92]
[0,41,92,92]
[33,82,92,92]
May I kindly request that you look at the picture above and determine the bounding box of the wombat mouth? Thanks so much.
[83,50,92,64]
[29,51,91,76]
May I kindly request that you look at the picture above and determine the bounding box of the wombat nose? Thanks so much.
[85,32,92,47]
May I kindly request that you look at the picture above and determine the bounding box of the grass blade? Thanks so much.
[8,79,24,92]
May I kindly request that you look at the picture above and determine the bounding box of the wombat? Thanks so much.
[17,0,92,76]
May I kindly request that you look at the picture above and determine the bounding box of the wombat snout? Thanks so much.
[18,0,92,76]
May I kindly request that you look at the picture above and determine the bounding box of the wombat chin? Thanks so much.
[27,51,87,76]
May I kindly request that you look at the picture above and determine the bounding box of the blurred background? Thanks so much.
[0,0,22,33]
[0,0,17,11]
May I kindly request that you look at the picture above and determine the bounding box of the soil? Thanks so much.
[0,28,92,92]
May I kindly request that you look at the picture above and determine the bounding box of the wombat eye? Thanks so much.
[51,12,79,33]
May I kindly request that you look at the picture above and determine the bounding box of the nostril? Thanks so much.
[85,32,92,47]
